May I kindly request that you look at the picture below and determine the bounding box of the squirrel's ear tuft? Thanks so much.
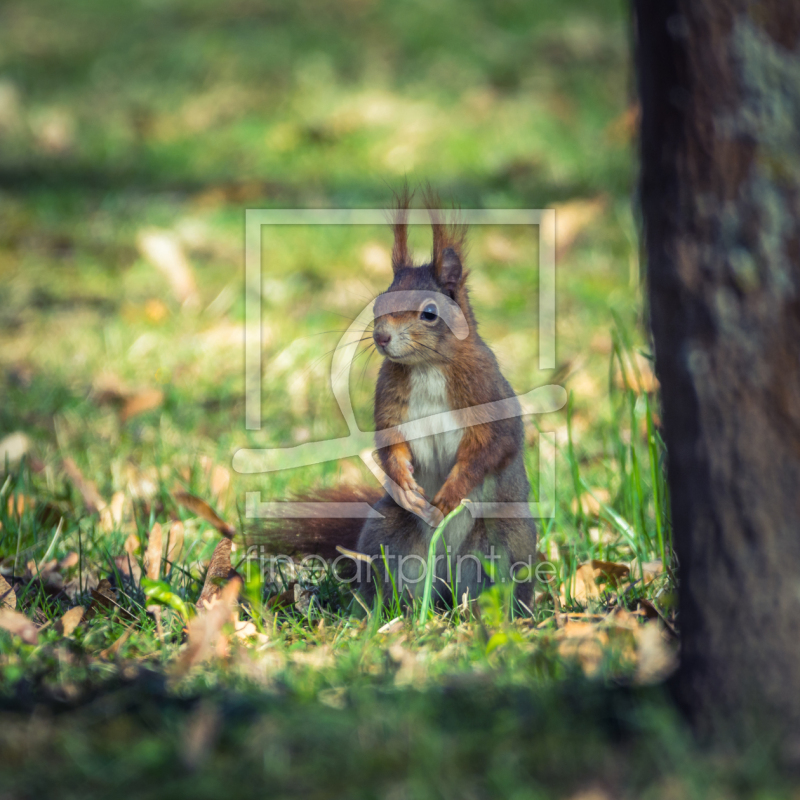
[439,247,462,293]
[390,182,414,273]
[423,184,468,292]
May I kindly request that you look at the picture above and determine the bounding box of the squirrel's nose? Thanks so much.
[374,331,392,348]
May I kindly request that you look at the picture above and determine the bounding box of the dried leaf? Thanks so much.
[634,622,677,685]
[144,522,164,581]
[164,521,185,575]
[0,431,31,469]
[378,616,404,635]
[177,576,242,674]
[267,586,296,610]
[55,606,84,637]
[62,458,106,515]
[124,533,140,557]
[120,389,164,422]
[174,490,235,538]
[60,551,79,570]
[553,196,607,259]
[136,228,199,307]
[90,578,118,611]
[571,488,611,517]
[566,564,602,605]
[233,619,269,645]
[591,559,630,587]
[196,538,239,610]
[0,574,16,610]
[0,608,38,644]
[209,466,230,504]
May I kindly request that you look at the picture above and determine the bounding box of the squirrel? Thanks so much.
[259,187,537,609]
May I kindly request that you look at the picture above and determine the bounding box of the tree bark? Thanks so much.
[634,1,800,739]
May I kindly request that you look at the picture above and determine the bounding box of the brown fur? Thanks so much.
[254,188,537,609]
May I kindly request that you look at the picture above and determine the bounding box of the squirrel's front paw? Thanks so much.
[432,485,462,518]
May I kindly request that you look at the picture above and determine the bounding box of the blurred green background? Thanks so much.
[0,0,638,512]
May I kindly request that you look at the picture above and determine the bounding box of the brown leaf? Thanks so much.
[565,564,602,605]
[267,585,296,610]
[591,559,630,587]
[209,466,230,505]
[634,622,678,685]
[174,490,235,538]
[0,608,38,644]
[613,351,659,395]
[553,195,607,259]
[55,606,85,636]
[90,578,118,610]
[136,228,199,307]
[177,576,242,674]
[60,552,79,570]
[62,458,106,515]
[571,488,611,517]
[196,538,239,610]
[120,389,164,423]
[144,522,163,581]
[164,521,185,575]
[100,491,127,532]
[0,574,16,610]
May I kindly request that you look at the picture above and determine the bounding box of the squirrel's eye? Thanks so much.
[420,303,438,322]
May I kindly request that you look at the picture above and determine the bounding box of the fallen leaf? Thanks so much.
[90,578,118,611]
[267,585,296,610]
[196,538,240,610]
[553,196,607,259]
[634,622,677,685]
[591,559,630,587]
[62,458,106,515]
[378,616,404,635]
[136,228,199,308]
[60,552,79,570]
[0,432,31,469]
[613,351,659,395]
[100,490,127,532]
[174,490,235,538]
[631,559,664,584]
[177,576,242,673]
[209,466,230,505]
[571,488,611,517]
[0,608,38,644]
[55,606,84,636]
[164,521,185,575]
[565,563,601,605]
[556,621,607,677]
[120,389,164,422]
[233,619,269,645]
[0,575,16,609]
[144,522,164,581]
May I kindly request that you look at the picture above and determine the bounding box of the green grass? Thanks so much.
[0,0,794,796]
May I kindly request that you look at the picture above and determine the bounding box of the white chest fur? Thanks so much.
[403,366,463,492]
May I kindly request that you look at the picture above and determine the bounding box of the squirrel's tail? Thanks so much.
[245,484,383,561]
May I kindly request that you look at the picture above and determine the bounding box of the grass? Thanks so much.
[0,0,794,796]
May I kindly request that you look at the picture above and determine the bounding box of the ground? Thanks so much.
[0,1,791,797]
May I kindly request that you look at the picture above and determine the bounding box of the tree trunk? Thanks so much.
[634,1,800,739]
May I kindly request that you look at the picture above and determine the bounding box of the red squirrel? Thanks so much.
[261,188,537,607]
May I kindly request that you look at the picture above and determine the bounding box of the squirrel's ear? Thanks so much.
[438,247,462,294]
[391,183,413,273]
